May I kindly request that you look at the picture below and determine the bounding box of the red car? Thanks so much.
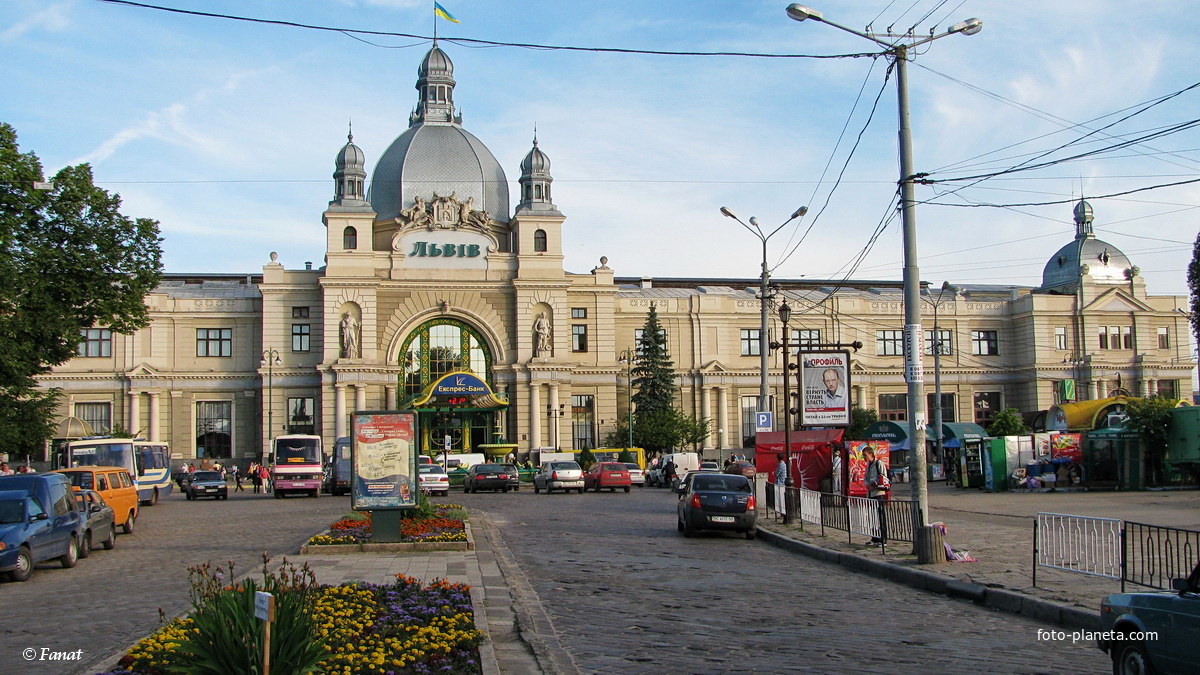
[583,462,632,493]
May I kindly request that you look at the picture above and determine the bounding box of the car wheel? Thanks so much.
[545,486,553,494]
[152,488,159,505]
[313,489,320,498]
[186,492,193,500]
[122,513,135,535]
[274,491,284,499]
[577,487,584,494]
[79,532,91,559]
[677,517,684,532]
[471,486,478,494]
[503,486,510,493]
[11,546,33,582]
[533,484,541,494]
[60,536,79,568]
[101,527,116,550]
[682,519,695,537]
[464,485,471,493]
[745,528,757,540]
[1112,642,1153,675]
[624,486,631,493]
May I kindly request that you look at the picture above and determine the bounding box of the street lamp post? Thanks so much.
[786,4,981,528]
[927,281,958,478]
[770,301,796,523]
[618,348,635,451]
[546,404,565,450]
[720,205,808,421]
[260,347,281,463]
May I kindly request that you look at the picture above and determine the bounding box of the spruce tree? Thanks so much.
[630,305,676,417]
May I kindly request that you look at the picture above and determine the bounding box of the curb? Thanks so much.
[757,525,1099,631]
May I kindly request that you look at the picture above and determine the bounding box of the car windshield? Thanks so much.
[475,464,503,473]
[601,464,625,471]
[624,463,640,471]
[418,466,444,475]
[193,471,223,481]
[63,472,94,490]
[693,476,751,493]
[551,462,580,470]
[0,499,24,524]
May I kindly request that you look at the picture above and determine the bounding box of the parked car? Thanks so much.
[503,464,522,492]
[699,461,721,472]
[1098,559,1200,674]
[56,466,139,534]
[463,464,512,493]
[74,490,116,555]
[533,461,584,494]
[0,474,87,581]
[418,465,450,496]
[725,460,757,479]
[624,463,645,487]
[184,471,228,500]
[324,437,352,495]
[676,473,757,539]
[584,462,632,493]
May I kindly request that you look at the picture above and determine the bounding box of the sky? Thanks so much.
[2,0,1199,299]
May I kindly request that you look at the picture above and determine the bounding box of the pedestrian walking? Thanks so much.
[232,465,243,492]
[864,445,890,546]
[261,464,272,492]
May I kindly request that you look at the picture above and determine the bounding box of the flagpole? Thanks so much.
[433,0,437,41]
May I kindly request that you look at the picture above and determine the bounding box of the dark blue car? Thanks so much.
[0,474,87,582]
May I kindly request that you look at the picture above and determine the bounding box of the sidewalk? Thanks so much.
[756,479,1200,628]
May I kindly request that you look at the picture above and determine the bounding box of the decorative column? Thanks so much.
[717,387,730,450]
[1139,378,1152,398]
[128,391,140,437]
[147,392,160,442]
[701,387,713,450]
[335,384,347,438]
[385,385,397,410]
[529,384,542,449]
[355,384,367,413]
[549,384,561,449]
[1087,380,1099,401]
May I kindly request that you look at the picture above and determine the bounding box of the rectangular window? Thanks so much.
[741,396,759,448]
[572,395,595,450]
[1098,326,1108,350]
[974,392,1002,427]
[1055,326,1068,351]
[1122,326,1133,350]
[927,393,956,423]
[1109,325,1121,350]
[571,308,587,319]
[291,324,311,352]
[1158,326,1170,349]
[876,330,904,356]
[196,328,232,357]
[740,329,761,356]
[292,307,310,319]
[971,330,999,356]
[287,397,315,435]
[791,328,821,350]
[634,328,666,357]
[75,402,111,434]
[877,394,907,421]
[1157,380,1178,399]
[571,325,588,352]
[924,329,952,356]
[77,328,112,358]
[196,401,232,459]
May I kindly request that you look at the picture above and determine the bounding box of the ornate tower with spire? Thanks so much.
[324,126,376,272]
[511,134,565,280]
[410,43,462,126]
[332,125,368,207]
[517,133,555,211]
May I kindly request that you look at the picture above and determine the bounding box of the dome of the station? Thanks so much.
[1041,199,1136,289]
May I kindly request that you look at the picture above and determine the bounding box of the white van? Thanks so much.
[659,452,700,489]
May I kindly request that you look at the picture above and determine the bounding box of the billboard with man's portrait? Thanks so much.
[799,351,851,427]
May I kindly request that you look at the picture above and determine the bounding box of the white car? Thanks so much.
[533,461,584,494]
[624,463,646,487]
[417,465,450,496]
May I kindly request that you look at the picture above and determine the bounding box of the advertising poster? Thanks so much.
[799,351,851,427]
[352,411,418,510]
[1050,433,1083,463]
[845,440,890,497]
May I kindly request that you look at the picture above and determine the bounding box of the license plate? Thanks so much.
[711,516,735,523]
[608,473,622,478]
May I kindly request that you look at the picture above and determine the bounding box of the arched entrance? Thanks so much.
[397,319,507,453]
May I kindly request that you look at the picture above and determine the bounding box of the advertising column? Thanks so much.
[352,411,418,543]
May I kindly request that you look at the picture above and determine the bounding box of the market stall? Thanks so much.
[755,429,842,491]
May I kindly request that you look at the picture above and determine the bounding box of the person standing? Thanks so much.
[864,446,890,546]
[250,463,263,494]
[231,464,243,492]
[0,462,13,476]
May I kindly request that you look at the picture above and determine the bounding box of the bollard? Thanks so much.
[782,478,795,525]
[915,525,947,565]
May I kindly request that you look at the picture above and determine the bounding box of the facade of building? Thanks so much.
[39,46,1196,465]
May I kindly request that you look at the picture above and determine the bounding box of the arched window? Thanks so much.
[534,184,543,199]
[343,226,357,250]
[399,319,493,400]
[534,229,547,252]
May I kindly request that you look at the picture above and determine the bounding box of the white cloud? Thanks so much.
[0,0,75,42]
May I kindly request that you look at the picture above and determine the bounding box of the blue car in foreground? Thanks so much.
[1099,560,1200,674]
[0,473,87,582]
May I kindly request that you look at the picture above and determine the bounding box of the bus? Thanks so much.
[271,434,324,498]
[56,438,173,506]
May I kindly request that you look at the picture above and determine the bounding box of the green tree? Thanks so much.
[845,406,879,441]
[986,407,1028,437]
[630,306,676,418]
[0,123,163,457]
[1189,231,1200,348]
[1124,394,1179,486]
[577,446,597,471]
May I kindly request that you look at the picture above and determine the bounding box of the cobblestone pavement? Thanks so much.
[457,486,1112,674]
[0,486,349,675]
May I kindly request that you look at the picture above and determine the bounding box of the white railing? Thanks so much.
[773,484,787,517]
[798,488,822,526]
[1035,512,1122,579]
[848,495,881,539]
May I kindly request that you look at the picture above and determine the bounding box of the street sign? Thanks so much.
[755,411,773,432]
[444,434,451,451]
[254,591,274,621]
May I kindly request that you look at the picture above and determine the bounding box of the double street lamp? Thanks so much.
[720,205,808,419]
[618,348,636,451]
[786,4,982,528]
[769,301,797,523]
[926,281,958,475]
[260,347,282,463]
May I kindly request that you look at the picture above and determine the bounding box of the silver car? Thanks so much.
[624,463,646,487]
[533,461,584,494]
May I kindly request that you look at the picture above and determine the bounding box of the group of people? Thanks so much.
[175,461,272,493]
[722,453,747,469]
[0,461,35,476]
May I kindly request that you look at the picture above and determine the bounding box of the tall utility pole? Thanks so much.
[786,4,982,527]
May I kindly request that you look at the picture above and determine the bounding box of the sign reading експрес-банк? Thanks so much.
[799,351,851,427]
[351,411,418,511]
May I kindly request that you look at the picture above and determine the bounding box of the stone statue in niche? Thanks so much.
[340,312,360,358]
[533,312,552,356]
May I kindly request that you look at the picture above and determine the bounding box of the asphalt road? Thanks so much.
[0,484,349,675]
[459,484,1114,674]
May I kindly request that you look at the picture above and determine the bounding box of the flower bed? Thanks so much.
[307,504,468,546]
[101,559,482,675]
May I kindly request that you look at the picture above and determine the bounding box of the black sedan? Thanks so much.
[463,464,512,493]
[184,471,228,500]
[677,473,757,539]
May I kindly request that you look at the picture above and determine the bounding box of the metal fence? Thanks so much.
[1033,513,1200,591]
[765,486,917,554]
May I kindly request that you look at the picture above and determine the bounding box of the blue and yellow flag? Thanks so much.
[434,2,460,23]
